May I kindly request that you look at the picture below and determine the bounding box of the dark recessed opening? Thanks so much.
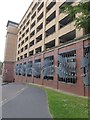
[46,1,56,12]
[46,11,56,25]
[45,40,55,50]
[59,30,76,43]
[45,25,55,37]
[36,34,42,43]
[59,15,74,29]
[29,50,34,56]
[35,46,42,54]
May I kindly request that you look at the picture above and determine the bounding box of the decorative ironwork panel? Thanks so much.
[14,64,19,75]
[42,56,54,79]
[83,74,90,86]
[81,46,90,86]
[21,64,26,76]
[81,57,89,68]
[33,62,41,78]
[16,64,22,75]
[25,62,33,76]
[56,50,76,83]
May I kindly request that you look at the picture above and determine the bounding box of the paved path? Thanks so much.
[2,83,52,118]
[2,83,27,102]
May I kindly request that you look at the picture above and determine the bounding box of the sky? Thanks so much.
[0,0,32,62]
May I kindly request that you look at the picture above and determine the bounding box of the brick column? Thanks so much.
[54,48,59,89]
[76,40,84,96]
[41,53,44,85]
[2,61,15,82]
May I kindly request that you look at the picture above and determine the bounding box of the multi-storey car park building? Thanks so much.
[3,0,90,96]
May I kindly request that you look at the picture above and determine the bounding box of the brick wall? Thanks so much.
[2,62,15,82]
[14,39,90,96]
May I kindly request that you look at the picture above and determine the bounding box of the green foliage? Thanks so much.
[62,1,90,32]
[45,88,88,118]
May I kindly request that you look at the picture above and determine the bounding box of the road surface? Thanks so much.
[1,83,52,118]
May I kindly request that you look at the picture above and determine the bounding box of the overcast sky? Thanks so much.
[0,0,32,62]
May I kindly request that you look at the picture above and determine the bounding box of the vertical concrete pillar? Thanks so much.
[55,3,59,46]
[42,1,47,52]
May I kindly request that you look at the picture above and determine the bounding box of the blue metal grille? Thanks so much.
[42,56,54,80]
[21,64,26,76]
[26,61,33,76]
[81,47,90,86]
[56,51,76,83]
[33,62,41,78]
[14,64,22,75]
[14,64,18,75]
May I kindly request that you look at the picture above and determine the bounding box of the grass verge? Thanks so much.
[45,88,88,119]
[28,83,89,119]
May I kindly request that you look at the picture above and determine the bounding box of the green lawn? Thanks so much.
[45,88,89,119]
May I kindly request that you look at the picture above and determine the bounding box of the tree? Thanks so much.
[62,1,90,34]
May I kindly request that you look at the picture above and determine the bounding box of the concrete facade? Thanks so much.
[16,1,84,61]
[2,21,18,82]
